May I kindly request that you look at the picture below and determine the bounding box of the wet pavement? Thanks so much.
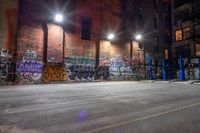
[0,81,200,133]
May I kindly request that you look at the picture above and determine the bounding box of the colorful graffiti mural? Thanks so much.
[65,57,96,81]
[0,49,15,84]
[100,54,133,80]
[16,50,43,83]
[65,34,97,81]
[0,1,18,84]
[17,23,44,83]
[42,64,67,83]
[99,41,145,80]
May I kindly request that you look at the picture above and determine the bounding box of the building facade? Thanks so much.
[0,0,18,84]
[122,0,172,79]
[0,0,172,85]
[171,0,200,79]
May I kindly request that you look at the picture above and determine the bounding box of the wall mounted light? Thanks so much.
[54,14,63,23]
[135,34,142,41]
[107,33,115,41]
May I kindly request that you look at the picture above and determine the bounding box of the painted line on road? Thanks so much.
[83,102,200,133]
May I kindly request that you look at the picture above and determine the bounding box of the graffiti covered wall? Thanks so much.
[132,42,145,79]
[17,23,44,84]
[99,41,145,80]
[100,40,133,80]
[0,0,18,84]
[65,34,96,81]
[0,49,15,84]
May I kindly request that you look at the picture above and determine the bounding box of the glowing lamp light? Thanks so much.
[107,33,115,40]
[135,34,142,40]
[55,14,63,22]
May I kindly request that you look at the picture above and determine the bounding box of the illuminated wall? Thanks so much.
[17,23,44,84]
[2,0,147,84]
[47,24,64,63]
[0,0,18,50]
[65,33,96,81]
[0,0,18,84]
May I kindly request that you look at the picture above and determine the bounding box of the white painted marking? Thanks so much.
[83,102,200,133]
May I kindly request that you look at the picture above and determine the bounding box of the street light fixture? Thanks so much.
[135,34,142,41]
[54,14,63,23]
[107,33,115,41]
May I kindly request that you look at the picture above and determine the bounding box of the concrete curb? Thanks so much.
[154,80,171,84]
[191,80,200,85]
[140,80,154,83]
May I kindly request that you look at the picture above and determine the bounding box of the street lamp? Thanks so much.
[107,33,115,41]
[54,14,63,23]
[135,34,142,41]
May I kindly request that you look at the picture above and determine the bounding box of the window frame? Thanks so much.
[175,27,191,42]
[81,17,92,41]
[175,29,183,41]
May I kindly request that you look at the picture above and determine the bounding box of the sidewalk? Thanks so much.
[140,79,200,85]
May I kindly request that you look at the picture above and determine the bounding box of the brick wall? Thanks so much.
[0,0,18,84]
[17,23,44,84]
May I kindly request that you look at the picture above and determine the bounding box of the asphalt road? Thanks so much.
[0,81,200,133]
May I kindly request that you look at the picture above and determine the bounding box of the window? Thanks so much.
[81,18,91,40]
[164,0,169,5]
[153,0,158,7]
[195,43,200,56]
[164,16,171,28]
[175,28,191,41]
[154,36,159,52]
[175,9,191,24]
[138,7,144,19]
[174,0,191,8]
[182,27,191,40]
[153,14,159,29]
[175,30,182,41]
[164,49,169,60]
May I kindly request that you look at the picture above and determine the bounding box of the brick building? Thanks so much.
[0,0,172,84]
[171,0,200,79]
[0,0,18,84]
[121,0,172,79]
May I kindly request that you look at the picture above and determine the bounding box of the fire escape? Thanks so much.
[192,0,200,44]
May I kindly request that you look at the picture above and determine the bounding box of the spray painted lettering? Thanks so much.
[0,49,15,83]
